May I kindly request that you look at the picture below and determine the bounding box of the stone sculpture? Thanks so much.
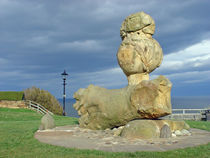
[73,11,173,130]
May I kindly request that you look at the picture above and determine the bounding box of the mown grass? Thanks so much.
[0,107,210,158]
[186,120,210,131]
[0,91,24,101]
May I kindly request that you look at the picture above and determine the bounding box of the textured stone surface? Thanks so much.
[74,76,172,130]
[163,120,190,132]
[117,35,163,79]
[121,120,160,139]
[160,125,171,138]
[181,129,191,136]
[118,12,163,84]
[174,130,182,136]
[0,100,26,108]
[39,113,55,130]
[120,12,155,39]
[130,75,172,118]
[120,120,189,139]
[73,11,172,130]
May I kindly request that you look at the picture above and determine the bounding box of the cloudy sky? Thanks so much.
[0,0,210,98]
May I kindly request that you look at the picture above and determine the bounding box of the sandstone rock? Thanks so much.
[160,125,171,138]
[113,126,125,136]
[130,76,172,118]
[172,133,176,138]
[120,12,155,39]
[118,126,125,130]
[118,12,163,84]
[113,129,122,136]
[117,36,163,79]
[73,11,172,130]
[120,119,190,139]
[174,130,182,136]
[74,76,171,130]
[162,120,190,132]
[121,120,160,139]
[39,113,55,130]
[181,129,191,136]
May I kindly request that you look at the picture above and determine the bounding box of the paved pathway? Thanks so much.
[34,125,210,152]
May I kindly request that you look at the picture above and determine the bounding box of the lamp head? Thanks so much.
[61,70,68,79]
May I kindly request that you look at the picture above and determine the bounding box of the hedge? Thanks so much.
[0,91,24,101]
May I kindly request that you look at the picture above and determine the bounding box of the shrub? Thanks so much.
[24,87,63,115]
[0,91,24,101]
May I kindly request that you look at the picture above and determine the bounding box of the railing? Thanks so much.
[162,108,209,120]
[172,109,206,114]
[25,100,53,115]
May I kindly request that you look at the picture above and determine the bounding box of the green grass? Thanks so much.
[186,120,210,131]
[0,91,24,101]
[0,107,210,158]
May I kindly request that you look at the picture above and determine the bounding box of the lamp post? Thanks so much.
[61,70,68,116]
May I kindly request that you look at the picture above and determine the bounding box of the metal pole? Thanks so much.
[63,78,66,116]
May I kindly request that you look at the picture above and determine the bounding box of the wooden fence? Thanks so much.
[25,100,53,115]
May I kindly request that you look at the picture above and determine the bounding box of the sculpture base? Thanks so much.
[121,119,190,139]
[34,124,210,152]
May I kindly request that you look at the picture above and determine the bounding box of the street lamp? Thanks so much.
[61,70,68,116]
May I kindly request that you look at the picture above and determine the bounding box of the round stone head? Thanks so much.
[120,12,156,40]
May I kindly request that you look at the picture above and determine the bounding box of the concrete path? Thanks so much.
[34,125,210,152]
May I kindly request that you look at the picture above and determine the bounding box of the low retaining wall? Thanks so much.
[0,100,27,108]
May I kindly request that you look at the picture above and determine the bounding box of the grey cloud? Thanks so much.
[70,67,127,96]
[0,0,210,97]
[152,40,210,75]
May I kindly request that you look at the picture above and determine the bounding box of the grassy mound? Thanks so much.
[0,107,210,158]
[0,91,24,101]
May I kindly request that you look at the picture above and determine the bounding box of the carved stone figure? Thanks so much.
[73,11,172,130]
[118,12,163,85]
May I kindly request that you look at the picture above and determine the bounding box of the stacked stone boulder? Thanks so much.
[73,11,190,139]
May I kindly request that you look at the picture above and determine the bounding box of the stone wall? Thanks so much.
[0,100,27,108]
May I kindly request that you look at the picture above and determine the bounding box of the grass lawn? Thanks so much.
[0,108,210,158]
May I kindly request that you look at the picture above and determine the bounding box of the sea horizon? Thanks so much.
[58,96,210,117]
